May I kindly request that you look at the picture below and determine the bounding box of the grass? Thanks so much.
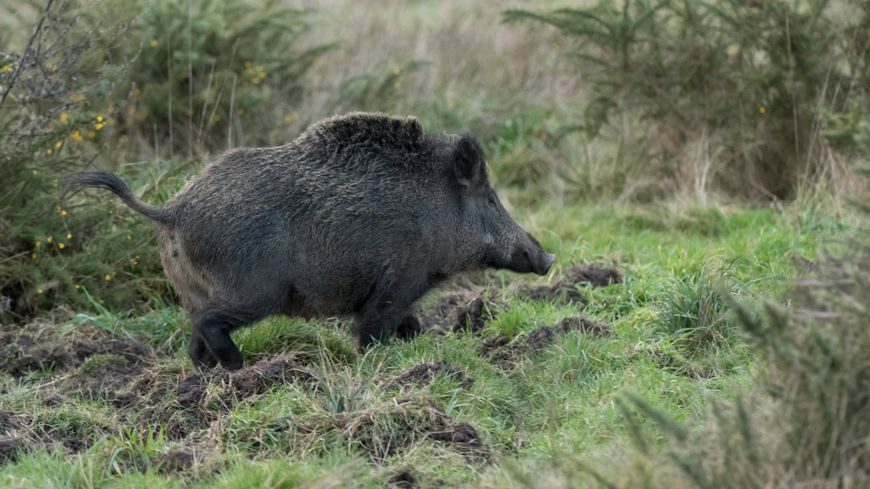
[0,198,854,488]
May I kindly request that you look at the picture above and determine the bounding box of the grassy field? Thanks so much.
[1,0,868,487]
[1,199,856,488]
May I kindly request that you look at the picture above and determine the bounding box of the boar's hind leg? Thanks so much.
[191,306,256,370]
[188,330,218,369]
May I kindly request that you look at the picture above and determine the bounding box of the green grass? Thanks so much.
[0,200,855,488]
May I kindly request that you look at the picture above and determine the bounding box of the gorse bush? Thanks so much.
[506,0,870,200]
[0,0,330,318]
[105,0,333,154]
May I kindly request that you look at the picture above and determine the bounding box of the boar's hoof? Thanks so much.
[396,315,422,340]
[188,334,218,369]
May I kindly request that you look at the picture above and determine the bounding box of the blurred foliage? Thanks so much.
[105,0,334,153]
[505,0,870,199]
[0,0,330,319]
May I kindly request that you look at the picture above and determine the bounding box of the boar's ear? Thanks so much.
[453,135,484,188]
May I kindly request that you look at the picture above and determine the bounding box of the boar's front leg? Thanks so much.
[355,277,427,348]
[395,315,422,340]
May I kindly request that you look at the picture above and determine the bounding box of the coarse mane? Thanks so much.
[297,112,424,150]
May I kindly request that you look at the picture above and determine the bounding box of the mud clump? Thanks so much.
[521,283,587,305]
[482,316,610,368]
[521,265,622,305]
[0,322,152,377]
[565,265,622,287]
[224,354,314,399]
[383,362,474,390]
[0,437,28,464]
[117,355,314,441]
[432,292,497,333]
[389,469,418,488]
[155,448,196,474]
[345,398,490,464]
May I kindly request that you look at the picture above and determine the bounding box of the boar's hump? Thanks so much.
[298,112,423,149]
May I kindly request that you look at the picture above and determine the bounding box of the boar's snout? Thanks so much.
[508,232,556,276]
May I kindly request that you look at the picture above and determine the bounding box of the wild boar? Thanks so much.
[68,112,555,369]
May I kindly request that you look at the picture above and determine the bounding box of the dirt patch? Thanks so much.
[0,322,152,377]
[114,355,314,441]
[482,316,610,368]
[225,354,314,399]
[520,265,622,305]
[565,265,622,287]
[792,255,819,272]
[0,411,19,434]
[344,397,490,464]
[521,283,587,305]
[388,469,418,488]
[61,354,145,402]
[431,292,498,333]
[154,448,196,474]
[0,437,28,464]
[382,362,474,390]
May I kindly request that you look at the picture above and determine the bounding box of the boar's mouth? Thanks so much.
[487,232,555,276]
[508,246,556,276]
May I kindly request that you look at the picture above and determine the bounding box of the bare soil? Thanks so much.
[382,362,474,390]
[482,316,610,368]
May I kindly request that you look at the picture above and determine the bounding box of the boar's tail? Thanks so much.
[64,170,174,225]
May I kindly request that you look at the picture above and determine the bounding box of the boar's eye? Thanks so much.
[487,194,498,209]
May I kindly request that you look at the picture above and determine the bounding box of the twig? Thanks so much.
[0,0,55,108]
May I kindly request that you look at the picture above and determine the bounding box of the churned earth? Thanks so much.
[0,202,842,488]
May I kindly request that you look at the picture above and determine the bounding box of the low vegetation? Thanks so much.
[1,0,868,487]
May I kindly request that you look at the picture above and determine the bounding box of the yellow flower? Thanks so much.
[96,115,104,123]
[71,130,83,142]
[58,242,66,250]
[66,232,73,240]
[31,253,37,260]
[34,240,41,248]
[759,105,766,114]
[150,39,159,48]
[244,61,253,70]
[37,288,43,294]
[74,284,81,289]
[71,93,86,104]
[1,64,11,73]
[59,112,69,124]
[104,274,113,282]
[88,131,96,139]
[127,234,132,240]
[46,236,53,244]
[58,208,69,217]
[46,148,53,155]
[55,141,63,150]
[392,67,401,76]
[95,122,105,130]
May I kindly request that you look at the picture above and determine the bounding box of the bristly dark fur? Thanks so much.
[68,112,554,370]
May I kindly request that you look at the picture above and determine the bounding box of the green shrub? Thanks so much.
[101,0,333,153]
[0,0,331,318]
[505,0,870,200]
[656,266,736,355]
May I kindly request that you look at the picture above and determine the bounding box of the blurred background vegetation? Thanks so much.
[2,1,869,488]
[0,0,867,318]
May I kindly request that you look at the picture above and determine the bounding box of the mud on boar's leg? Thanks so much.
[191,306,260,370]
